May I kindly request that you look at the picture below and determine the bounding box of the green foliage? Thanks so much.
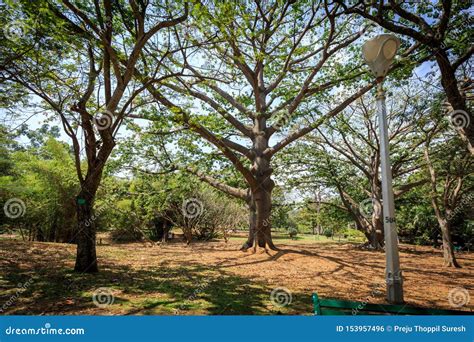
[341,228,365,241]
[1,0,472,254]
[288,227,298,239]
[323,228,333,238]
[95,172,248,243]
[0,136,79,242]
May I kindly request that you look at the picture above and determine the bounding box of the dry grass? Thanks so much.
[0,234,472,315]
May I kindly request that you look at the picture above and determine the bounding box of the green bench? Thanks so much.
[312,293,470,315]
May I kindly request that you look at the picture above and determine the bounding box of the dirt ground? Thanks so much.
[0,235,473,315]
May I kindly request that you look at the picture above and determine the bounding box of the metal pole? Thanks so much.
[376,81,404,304]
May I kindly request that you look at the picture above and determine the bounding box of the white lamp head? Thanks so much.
[362,34,400,79]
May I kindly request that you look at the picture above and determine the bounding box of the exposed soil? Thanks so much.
[0,235,472,315]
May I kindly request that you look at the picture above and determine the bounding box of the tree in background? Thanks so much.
[420,114,473,267]
[339,0,474,153]
[278,81,430,249]
[0,135,79,242]
[94,172,247,244]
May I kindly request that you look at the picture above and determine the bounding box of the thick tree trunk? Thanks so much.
[424,145,461,268]
[248,119,278,251]
[370,198,384,250]
[438,217,460,268]
[74,190,98,273]
[253,183,278,251]
[366,223,384,250]
[435,52,473,154]
[362,223,384,250]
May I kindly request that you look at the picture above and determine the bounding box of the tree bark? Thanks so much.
[162,221,170,243]
[362,222,384,250]
[74,189,98,273]
[435,51,473,154]
[370,198,384,250]
[251,176,279,251]
[241,196,257,250]
[424,145,461,268]
[250,124,278,251]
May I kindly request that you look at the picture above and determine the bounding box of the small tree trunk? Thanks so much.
[439,218,460,268]
[162,221,170,243]
[74,191,98,273]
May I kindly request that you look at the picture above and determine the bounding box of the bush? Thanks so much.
[107,200,145,243]
[288,227,298,239]
[110,226,143,243]
[323,228,333,238]
[161,187,247,242]
[342,228,365,241]
[0,139,79,243]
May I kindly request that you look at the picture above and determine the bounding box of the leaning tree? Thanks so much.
[0,0,187,272]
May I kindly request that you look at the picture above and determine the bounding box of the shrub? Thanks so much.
[288,227,298,239]
[323,228,333,238]
[342,228,365,241]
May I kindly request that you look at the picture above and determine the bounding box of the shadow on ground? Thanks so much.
[0,240,310,315]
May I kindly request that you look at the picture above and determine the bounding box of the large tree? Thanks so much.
[134,0,385,250]
[1,0,187,272]
[338,0,474,153]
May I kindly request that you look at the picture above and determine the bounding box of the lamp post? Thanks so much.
[362,34,404,304]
